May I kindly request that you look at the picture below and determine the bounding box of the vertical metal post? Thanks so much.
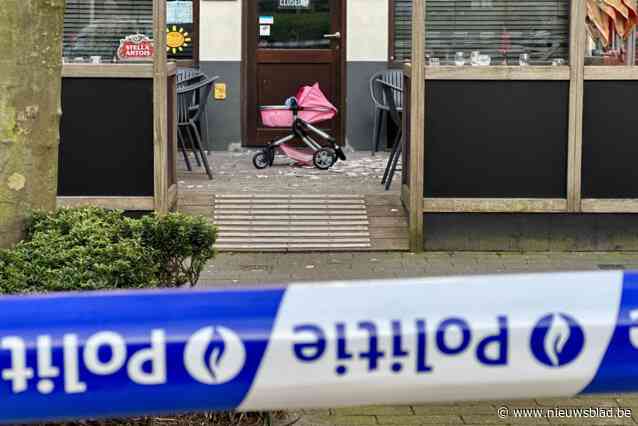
[409,0,425,252]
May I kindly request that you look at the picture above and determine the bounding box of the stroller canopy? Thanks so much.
[260,82,338,127]
[296,83,338,113]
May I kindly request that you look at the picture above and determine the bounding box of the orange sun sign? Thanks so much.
[166,26,192,54]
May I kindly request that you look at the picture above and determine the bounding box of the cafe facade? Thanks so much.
[166,0,580,151]
[60,0,638,251]
[60,0,579,153]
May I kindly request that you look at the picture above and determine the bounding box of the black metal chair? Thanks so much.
[377,79,404,191]
[176,68,203,84]
[370,69,404,155]
[177,69,212,151]
[177,71,207,170]
[177,76,218,180]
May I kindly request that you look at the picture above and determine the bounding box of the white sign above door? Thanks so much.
[278,0,311,9]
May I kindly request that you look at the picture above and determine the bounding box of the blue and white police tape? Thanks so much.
[1,271,638,423]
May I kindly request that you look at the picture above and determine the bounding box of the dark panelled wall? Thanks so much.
[582,81,638,199]
[424,213,638,251]
[424,80,569,198]
[59,78,155,196]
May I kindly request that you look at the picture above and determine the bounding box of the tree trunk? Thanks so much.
[0,0,65,248]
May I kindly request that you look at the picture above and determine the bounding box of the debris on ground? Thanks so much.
[179,150,401,195]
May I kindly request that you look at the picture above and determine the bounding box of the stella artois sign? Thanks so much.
[117,34,155,61]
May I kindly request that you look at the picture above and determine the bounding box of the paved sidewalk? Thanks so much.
[290,397,638,425]
[200,251,638,425]
[200,251,638,287]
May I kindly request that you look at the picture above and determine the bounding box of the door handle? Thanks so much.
[323,32,341,40]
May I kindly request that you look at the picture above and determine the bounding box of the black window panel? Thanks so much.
[424,81,569,198]
[59,78,155,197]
[582,81,638,199]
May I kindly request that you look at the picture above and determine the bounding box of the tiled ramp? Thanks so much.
[213,194,369,251]
[190,194,408,252]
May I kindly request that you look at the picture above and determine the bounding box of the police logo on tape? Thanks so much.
[184,326,246,384]
[530,313,585,368]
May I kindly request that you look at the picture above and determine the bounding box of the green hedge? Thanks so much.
[0,207,217,294]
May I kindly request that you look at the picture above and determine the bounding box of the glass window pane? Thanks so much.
[167,0,194,60]
[257,0,331,49]
[585,0,638,66]
[585,35,630,65]
[63,0,154,62]
[393,0,570,66]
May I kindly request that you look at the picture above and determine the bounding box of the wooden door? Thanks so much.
[245,0,345,147]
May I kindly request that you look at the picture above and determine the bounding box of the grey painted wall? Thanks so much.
[199,60,390,151]
[200,61,242,151]
[346,62,389,151]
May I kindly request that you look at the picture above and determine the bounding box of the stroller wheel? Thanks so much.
[313,148,337,170]
[253,150,270,169]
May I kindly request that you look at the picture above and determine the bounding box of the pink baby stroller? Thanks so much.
[253,83,346,170]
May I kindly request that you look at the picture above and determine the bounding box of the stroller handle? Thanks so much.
[260,105,292,110]
[260,105,334,112]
